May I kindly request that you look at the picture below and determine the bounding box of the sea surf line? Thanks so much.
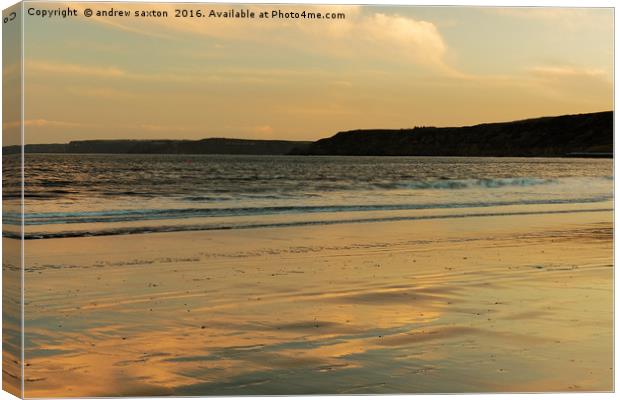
[6,196,612,225]
[14,207,613,240]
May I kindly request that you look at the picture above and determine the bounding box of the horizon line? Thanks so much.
[12,109,614,146]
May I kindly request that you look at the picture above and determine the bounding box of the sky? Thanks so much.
[12,3,615,143]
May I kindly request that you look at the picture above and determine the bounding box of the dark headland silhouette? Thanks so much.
[5,138,311,155]
[4,111,612,157]
[291,111,613,157]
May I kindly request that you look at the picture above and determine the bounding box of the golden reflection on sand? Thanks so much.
[21,212,612,396]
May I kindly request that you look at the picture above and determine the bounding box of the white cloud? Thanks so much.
[365,13,447,69]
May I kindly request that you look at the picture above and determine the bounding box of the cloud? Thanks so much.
[528,65,607,79]
[61,4,457,76]
[27,60,125,78]
[252,125,274,135]
[523,64,612,105]
[67,87,139,99]
[26,59,313,85]
[3,119,87,129]
[26,59,197,83]
[364,13,448,70]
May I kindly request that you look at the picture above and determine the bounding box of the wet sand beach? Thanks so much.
[20,209,612,396]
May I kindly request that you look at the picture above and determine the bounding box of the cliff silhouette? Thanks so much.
[290,111,613,157]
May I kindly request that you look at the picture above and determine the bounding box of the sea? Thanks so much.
[3,154,613,239]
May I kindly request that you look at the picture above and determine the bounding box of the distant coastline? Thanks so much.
[4,111,612,157]
[292,111,613,158]
[4,138,311,156]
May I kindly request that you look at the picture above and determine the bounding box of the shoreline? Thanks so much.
[16,200,614,240]
[10,152,615,159]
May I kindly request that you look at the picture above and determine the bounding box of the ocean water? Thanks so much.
[4,154,613,239]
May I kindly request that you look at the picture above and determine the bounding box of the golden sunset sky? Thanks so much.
[16,3,614,143]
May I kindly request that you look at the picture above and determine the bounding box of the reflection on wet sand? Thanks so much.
[3,237,22,396]
[22,211,612,396]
